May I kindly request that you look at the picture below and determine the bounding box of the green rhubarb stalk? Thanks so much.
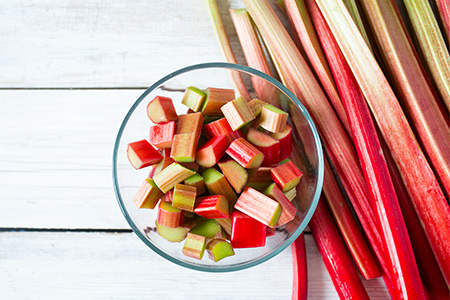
[284,0,350,135]
[402,0,450,112]
[360,0,450,204]
[315,0,450,287]
[203,0,252,101]
[341,0,372,52]
[243,0,388,283]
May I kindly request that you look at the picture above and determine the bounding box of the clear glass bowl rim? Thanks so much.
[112,62,324,272]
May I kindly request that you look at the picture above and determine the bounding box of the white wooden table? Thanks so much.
[0,1,390,299]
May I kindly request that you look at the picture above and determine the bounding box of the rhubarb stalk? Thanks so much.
[203,0,251,101]
[358,0,450,201]
[284,0,350,135]
[291,233,307,300]
[242,0,389,285]
[402,0,450,113]
[309,199,370,300]
[313,3,426,296]
[229,8,279,105]
[315,0,450,286]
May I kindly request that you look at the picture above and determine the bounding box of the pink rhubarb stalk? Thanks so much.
[310,199,370,300]
[314,3,425,297]
[243,0,389,284]
[315,0,450,286]
[203,0,251,101]
[291,233,307,300]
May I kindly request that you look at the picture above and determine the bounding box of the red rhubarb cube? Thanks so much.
[270,124,293,161]
[203,117,244,145]
[271,160,303,192]
[195,135,228,168]
[226,137,264,169]
[127,139,163,169]
[149,121,176,149]
[157,200,185,228]
[147,96,178,124]
[194,195,230,219]
[231,210,267,248]
[247,127,281,166]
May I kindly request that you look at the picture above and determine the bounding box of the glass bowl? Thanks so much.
[112,62,323,272]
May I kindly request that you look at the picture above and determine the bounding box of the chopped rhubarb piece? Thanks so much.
[270,124,293,160]
[171,183,197,212]
[148,121,176,149]
[217,157,249,193]
[203,117,244,145]
[127,139,163,169]
[234,187,282,227]
[176,112,204,140]
[215,217,233,236]
[157,200,185,228]
[184,173,206,195]
[147,96,178,124]
[202,168,238,205]
[194,195,230,219]
[195,135,228,168]
[153,162,196,193]
[247,98,265,116]
[182,86,206,112]
[264,183,297,226]
[132,178,163,209]
[155,220,189,242]
[161,189,174,203]
[220,96,256,130]
[201,87,236,116]
[182,233,207,260]
[190,219,222,239]
[271,160,303,192]
[284,187,296,201]
[170,133,197,163]
[247,127,281,166]
[148,149,175,178]
[231,210,267,248]
[259,104,288,133]
[226,137,264,169]
[247,167,273,191]
[206,238,235,262]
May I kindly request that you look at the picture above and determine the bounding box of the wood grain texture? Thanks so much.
[0,0,248,88]
[0,232,389,300]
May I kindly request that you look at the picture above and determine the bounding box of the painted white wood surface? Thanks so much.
[0,0,391,298]
[0,232,389,300]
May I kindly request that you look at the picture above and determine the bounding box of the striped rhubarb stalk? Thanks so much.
[315,0,450,287]
[284,0,350,135]
[434,0,450,47]
[242,0,389,284]
[310,199,370,300]
[402,0,450,113]
[359,0,450,203]
[313,3,425,297]
[291,233,307,300]
[203,0,251,101]
[229,8,279,105]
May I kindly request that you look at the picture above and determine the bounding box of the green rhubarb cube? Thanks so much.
[206,239,235,262]
[182,86,206,112]
[190,219,222,239]
[182,232,207,260]
[172,183,197,212]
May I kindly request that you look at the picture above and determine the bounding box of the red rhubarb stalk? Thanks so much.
[309,199,370,300]
[322,157,381,280]
[284,0,350,135]
[291,233,307,300]
[315,0,450,286]
[243,0,389,285]
[359,0,450,203]
[203,0,251,101]
[314,3,425,297]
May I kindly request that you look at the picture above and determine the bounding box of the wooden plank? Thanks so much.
[0,89,142,229]
[0,0,250,88]
[0,232,390,299]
